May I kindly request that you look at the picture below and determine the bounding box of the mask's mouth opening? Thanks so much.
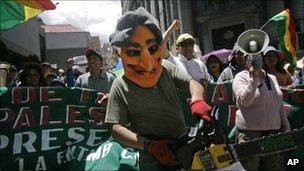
[135,68,156,76]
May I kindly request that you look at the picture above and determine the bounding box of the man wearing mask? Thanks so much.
[105,7,212,170]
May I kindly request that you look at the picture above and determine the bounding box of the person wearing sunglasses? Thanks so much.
[175,33,212,87]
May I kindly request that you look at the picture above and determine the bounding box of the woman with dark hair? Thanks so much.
[233,49,290,171]
[206,54,224,82]
[262,46,292,87]
[19,62,47,86]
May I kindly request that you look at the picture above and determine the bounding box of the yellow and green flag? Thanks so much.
[0,0,56,30]
[270,9,297,68]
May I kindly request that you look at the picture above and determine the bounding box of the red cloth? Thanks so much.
[17,0,56,10]
[148,139,176,165]
[190,99,212,123]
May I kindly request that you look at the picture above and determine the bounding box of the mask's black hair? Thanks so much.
[109,7,162,47]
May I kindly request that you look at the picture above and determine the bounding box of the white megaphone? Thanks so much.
[236,29,269,68]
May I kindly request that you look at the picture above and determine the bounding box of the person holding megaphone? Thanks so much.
[232,29,290,171]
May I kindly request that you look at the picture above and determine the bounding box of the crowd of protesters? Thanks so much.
[0,48,116,91]
[1,32,303,91]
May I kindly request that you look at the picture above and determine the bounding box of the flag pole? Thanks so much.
[260,20,272,30]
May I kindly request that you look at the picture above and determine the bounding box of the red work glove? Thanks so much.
[148,139,176,165]
[190,99,212,123]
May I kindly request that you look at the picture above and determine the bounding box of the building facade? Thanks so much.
[1,17,41,58]
[121,0,304,57]
[40,24,93,70]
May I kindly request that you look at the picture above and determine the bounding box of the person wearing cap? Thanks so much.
[162,20,208,83]
[161,20,211,85]
[217,44,247,83]
[232,45,290,170]
[262,46,292,87]
[75,49,115,93]
[161,20,190,77]
[174,33,212,86]
[41,62,52,76]
[105,7,212,170]
[41,62,65,86]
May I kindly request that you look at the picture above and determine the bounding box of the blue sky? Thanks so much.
[39,1,122,43]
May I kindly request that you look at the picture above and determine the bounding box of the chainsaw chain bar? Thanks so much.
[233,127,304,160]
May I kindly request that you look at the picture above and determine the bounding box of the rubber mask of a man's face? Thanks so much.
[120,25,163,88]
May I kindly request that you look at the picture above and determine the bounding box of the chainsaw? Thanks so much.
[169,106,304,170]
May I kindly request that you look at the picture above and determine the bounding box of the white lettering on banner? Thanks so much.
[0,135,9,149]
[56,146,77,165]
[101,143,112,158]
[42,129,63,151]
[40,106,62,125]
[86,142,113,161]
[88,107,105,125]
[12,87,33,104]
[1,106,106,128]
[67,127,85,145]
[35,156,47,171]
[121,148,134,159]
[39,88,62,103]
[0,108,12,122]
[18,158,24,171]
[13,107,33,129]
[86,145,102,161]
[66,145,76,162]
[57,145,92,164]
[135,152,139,161]
[17,157,47,171]
[13,131,37,155]
[85,143,138,161]
[77,146,89,161]
[2,128,106,155]
[57,150,65,165]
[86,129,107,146]
[66,105,85,124]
